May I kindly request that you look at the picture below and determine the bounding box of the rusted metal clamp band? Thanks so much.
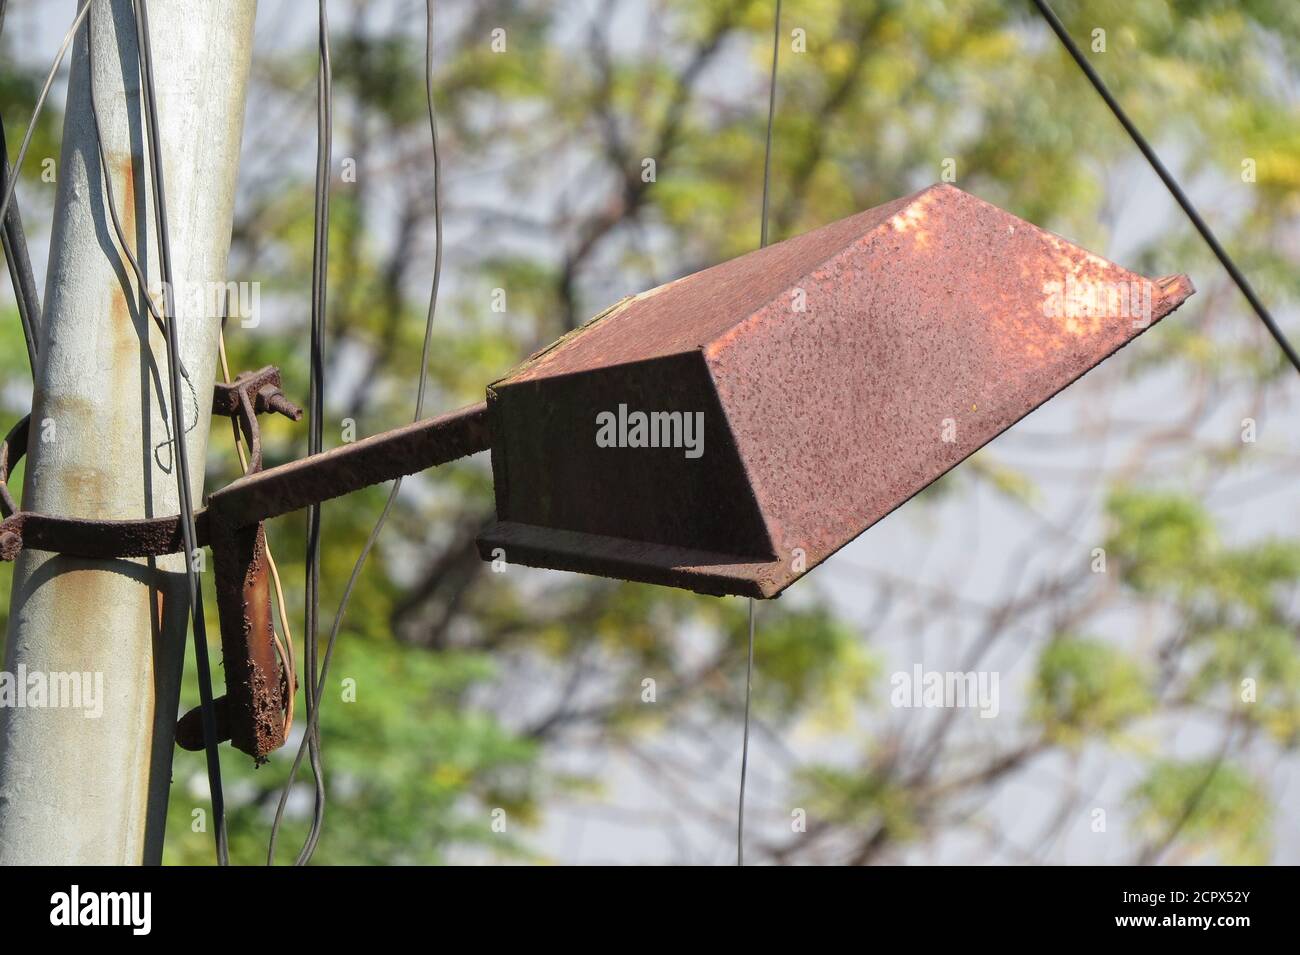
[1,413,204,562]
[0,366,300,564]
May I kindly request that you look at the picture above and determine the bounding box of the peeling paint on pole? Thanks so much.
[0,0,258,865]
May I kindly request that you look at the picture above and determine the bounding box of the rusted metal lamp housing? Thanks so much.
[478,184,1193,597]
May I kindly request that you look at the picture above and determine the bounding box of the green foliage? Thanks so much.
[1131,759,1270,864]
[1032,637,1153,744]
[1105,489,1215,594]
[1106,488,1300,743]
[797,763,922,847]
[749,601,878,724]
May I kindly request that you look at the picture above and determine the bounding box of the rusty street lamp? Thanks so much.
[0,183,1193,759]
[479,183,1193,598]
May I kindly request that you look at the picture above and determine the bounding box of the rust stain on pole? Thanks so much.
[478,184,1195,597]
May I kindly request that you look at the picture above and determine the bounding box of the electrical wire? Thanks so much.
[1,0,195,432]
[297,0,333,864]
[305,0,334,850]
[0,116,41,375]
[0,0,90,233]
[0,0,55,376]
[268,0,445,866]
[267,0,333,866]
[738,597,756,867]
[737,0,781,870]
[131,0,228,866]
[1029,0,1300,376]
[758,0,781,251]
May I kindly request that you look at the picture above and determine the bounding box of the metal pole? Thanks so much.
[0,0,256,864]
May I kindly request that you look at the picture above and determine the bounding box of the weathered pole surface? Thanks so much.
[0,0,256,864]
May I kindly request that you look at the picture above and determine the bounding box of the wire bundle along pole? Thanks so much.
[132,0,229,865]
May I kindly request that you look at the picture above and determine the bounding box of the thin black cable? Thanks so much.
[739,0,781,869]
[0,0,182,381]
[1030,0,1300,375]
[269,0,446,866]
[0,0,41,357]
[758,0,781,250]
[299,0,332,862]
[738,597,755,867]
[268,0,333,866]
[0,0,62,376]
[132,0,228,866]
[0,116,41,375]
[0,1,91,230]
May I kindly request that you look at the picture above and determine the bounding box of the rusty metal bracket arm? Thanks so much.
[1,395,488,564]
[204,400,490,530]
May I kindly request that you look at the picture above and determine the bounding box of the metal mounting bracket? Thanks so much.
[0,366,490,760]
